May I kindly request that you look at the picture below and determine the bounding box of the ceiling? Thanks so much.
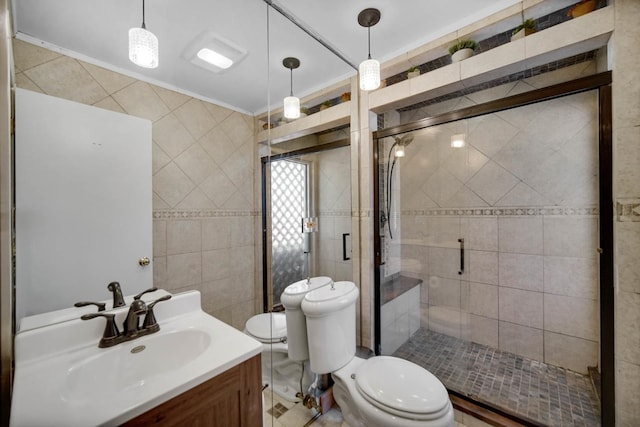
[12,0,522,115]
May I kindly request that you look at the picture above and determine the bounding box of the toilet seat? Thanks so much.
[245,313,287,343]
[354,356,450,421]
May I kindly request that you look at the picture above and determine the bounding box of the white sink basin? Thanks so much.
[10,290,262,427]
[62,328,211,404]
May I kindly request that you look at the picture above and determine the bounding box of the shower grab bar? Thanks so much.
[458,238,464,275]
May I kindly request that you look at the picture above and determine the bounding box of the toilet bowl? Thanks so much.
[244,312,311,402]
[300,281,455,427]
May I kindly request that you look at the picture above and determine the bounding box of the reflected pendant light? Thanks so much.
[451,133,466,148]
[283,57,301,119]
[358,8,381,91]
[129,0,159,69]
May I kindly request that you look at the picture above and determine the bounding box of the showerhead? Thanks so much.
[394,134,414,147]
[393,134,413,157]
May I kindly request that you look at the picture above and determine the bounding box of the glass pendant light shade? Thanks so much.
[129,27,158,68]
[359,58,380,91]
[283,96,300,119]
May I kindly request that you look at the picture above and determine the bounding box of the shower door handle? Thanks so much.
[458,238,464,275]
[343,233,351,261]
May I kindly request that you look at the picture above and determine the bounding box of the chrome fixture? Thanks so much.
[81,294,172,348]
[358,8,381,91]
[129,0,159,68]
[107,281,126,308]
[283,57,301,119]
[385,134,414,239]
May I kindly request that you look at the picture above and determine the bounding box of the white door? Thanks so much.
[15,89,153,323]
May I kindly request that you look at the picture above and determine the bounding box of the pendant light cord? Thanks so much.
[290,67,293,96]
[141,0,146,29]
[367,27,372,60]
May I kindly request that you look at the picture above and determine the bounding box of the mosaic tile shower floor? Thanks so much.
[393,328,601,427]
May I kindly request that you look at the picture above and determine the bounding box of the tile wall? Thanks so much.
[13,39,259,331]
[388,62,600,374]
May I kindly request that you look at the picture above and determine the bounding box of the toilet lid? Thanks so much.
[282,276,332,296]
[245,313,286,342]
[355,356,449,419]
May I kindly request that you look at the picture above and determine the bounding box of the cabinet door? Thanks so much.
[15,88,152,321]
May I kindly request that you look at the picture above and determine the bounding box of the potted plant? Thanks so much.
[449,39,476,62]
[407,66,420,79]
[511,18,536,41]
[340,92,351,102]
[300,107,309,117]
[568,0,597,18]
[320,100,332,111]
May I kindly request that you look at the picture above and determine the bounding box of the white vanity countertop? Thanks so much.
[10,290,262,427]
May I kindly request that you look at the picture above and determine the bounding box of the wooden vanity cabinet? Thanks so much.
[122,354,262,427]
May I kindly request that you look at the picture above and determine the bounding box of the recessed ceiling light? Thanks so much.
[196,48,233,69]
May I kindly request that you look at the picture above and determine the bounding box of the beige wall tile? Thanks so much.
[499,287,542,329]
[166,220,202,255]
[544,294,598,341]
[176,187,216,210]
[153,256,167,289]
[470,314,498,348]
[173,98,216,140]
[14,72,43,93]
[166,252,202,289]
[499,253,543,292]
[150,85,190,110]
[616,291,640,366]
[79,61,135,94]
[152,113,196,159]
[469,282,498,319]
[429,247,461,280]
[12,38,61,71]
[153,220,166,257]
[152,162,196,207]
[543,217,598,258]
[25,56,107,105]
[617,222,640,294]
[469,250,498,285]
[544,256,597,299]
[498,216,543,255]
[544,331,597,374]
[615,125,640,199]
[112,81,170,121]
[174,143,218,185]
[202,248,232,282]
[428,277,460,308]
[616,359,640,425]
[92,96,125,114]
[499,321,543,361]
[460,217,498,251]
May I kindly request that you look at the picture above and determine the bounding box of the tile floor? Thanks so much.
[262,385,474,427]
[393,328,601,426]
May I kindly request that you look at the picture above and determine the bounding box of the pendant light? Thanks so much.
[129,0,159,69]
[358,8,381,91]
[283,57,301,120]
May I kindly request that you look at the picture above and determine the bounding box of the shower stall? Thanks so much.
[374,73,613,426]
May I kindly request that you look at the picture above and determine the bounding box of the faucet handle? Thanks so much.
[81,313,120,348]
[133,287,158,301]
[107,281,126,308]
[142,295,172,332]
[74,301,106,312]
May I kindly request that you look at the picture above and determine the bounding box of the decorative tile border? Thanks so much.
[616,199,640,222]
[153,210,259,219]
[318,210,351,217]
[400,206,599,217]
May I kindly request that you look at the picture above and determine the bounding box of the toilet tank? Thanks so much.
[280,276,333,361]
[301,281,359,374]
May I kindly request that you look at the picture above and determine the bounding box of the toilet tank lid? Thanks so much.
[355,356,450,416]
[282,276,333,296]
[301,281,359,316]
[245,313,287,340]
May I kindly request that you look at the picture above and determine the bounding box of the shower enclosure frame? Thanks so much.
[261,139,351,312]
[372,71,614,426]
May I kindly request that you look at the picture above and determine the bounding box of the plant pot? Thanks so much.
[451,48,474,63]
[407,70,420,79]
[340,92,351,102]
[569,0,596,18]
[511,27,536,41]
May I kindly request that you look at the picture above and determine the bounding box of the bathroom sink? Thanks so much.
[62,328,211,404]
[10,290,262,427]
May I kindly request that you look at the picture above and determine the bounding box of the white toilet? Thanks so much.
[244,312,310,402]
[300,281,455,427]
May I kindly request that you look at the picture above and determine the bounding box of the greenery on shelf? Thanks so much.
[512,18,536,36]
[448,39,477,56]
[408,66,419,72]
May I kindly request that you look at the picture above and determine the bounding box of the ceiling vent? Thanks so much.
[184,32,247,73]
